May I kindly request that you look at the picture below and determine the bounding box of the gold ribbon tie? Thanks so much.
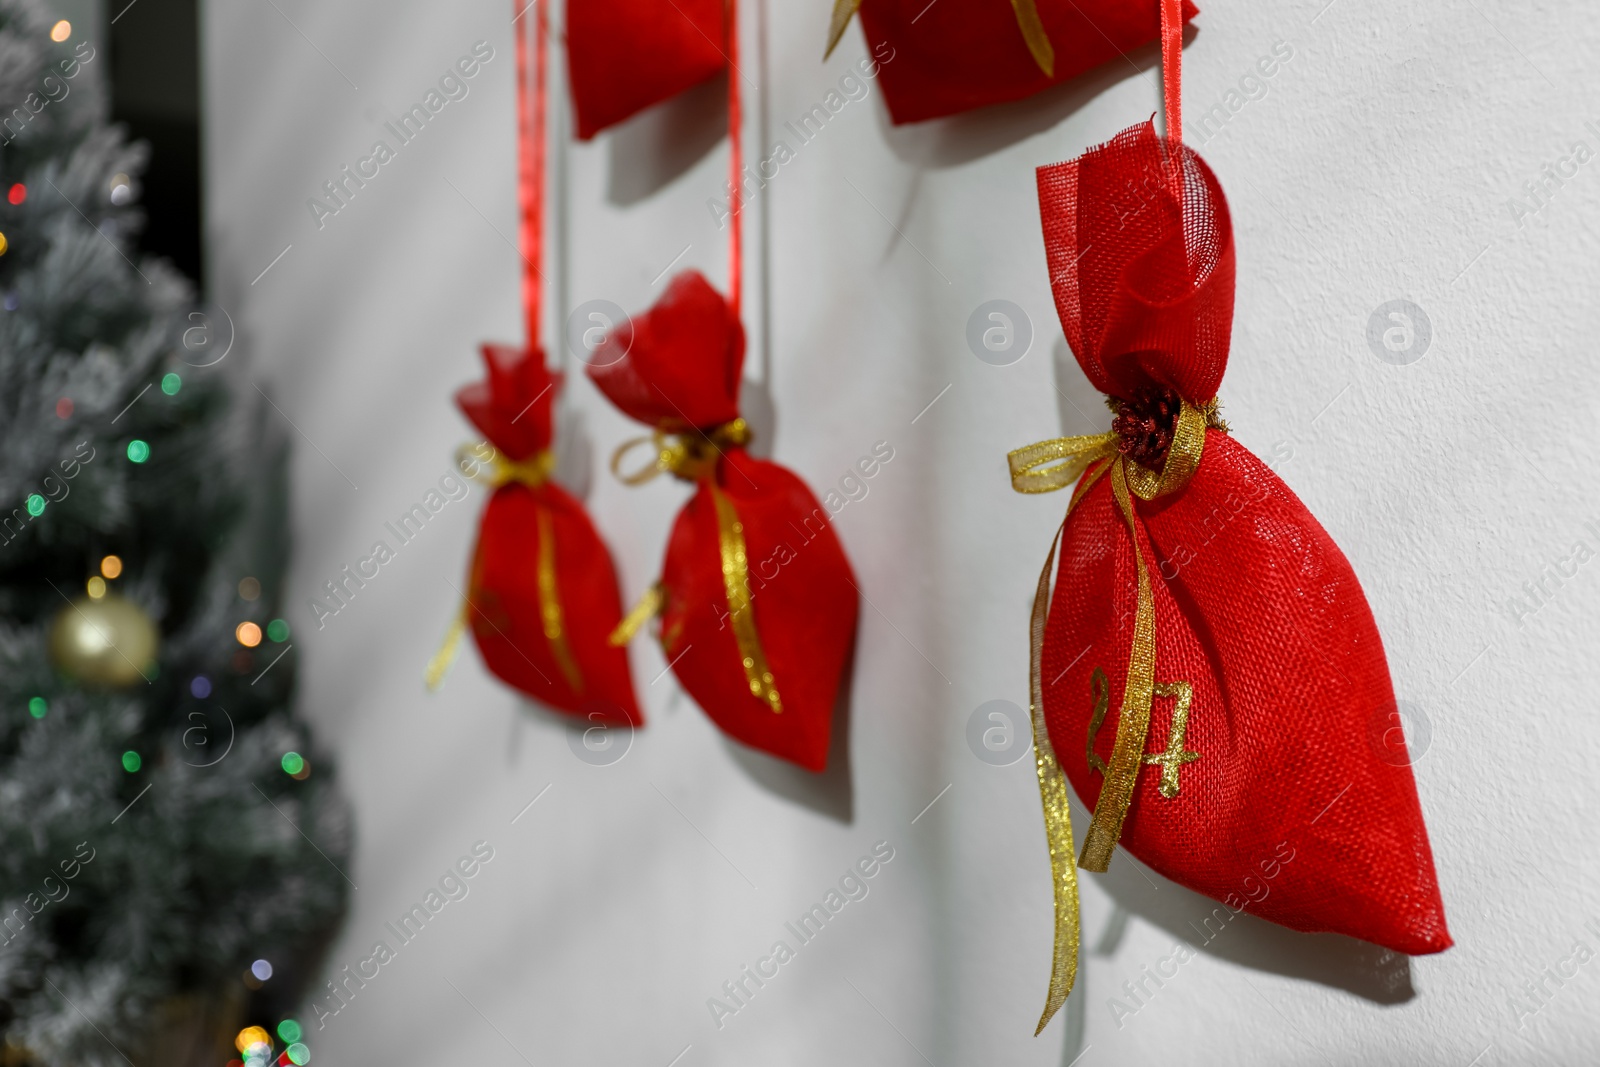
[609,417,752,485]
[426,445,583,693]
[1007,395,1214,1031]
[608,418,783,714]
[710,483,782,713]
[609,582,665,647]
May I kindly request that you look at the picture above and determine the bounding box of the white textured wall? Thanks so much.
[203,0,1600,1063]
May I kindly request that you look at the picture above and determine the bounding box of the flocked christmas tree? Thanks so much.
[0,1,349,1063]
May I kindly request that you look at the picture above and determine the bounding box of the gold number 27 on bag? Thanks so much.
[1085,670,1200,798]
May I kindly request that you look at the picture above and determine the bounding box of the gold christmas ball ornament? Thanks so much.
[48,592,159,686]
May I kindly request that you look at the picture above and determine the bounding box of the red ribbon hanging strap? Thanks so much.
[726,0,742,318]
[1159,0,1183,144]
[514,0,548,346]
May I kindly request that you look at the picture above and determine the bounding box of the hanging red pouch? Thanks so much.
[589,271,858,771]
[449,345,643,725]
[431,1,641,726]
[1010,115,1449,1030]
[826,0,1198,125]
[565,0,727,139]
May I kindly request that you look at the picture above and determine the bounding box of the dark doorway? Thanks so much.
[109,0,202,286]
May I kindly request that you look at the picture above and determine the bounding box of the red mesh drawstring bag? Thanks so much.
[589,7,858,770]
[429,1,642,727]
[824,0,1197,125]
[590,272,857,770]
[1009,2,1447,1034]
[566,0,726,139]
[449,347,643,725]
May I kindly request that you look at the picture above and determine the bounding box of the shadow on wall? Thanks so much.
[600,27,1194,209]
[738,376,777,460]
[552,399,596,501]
[1053,338,1106,435]
[1051,831,1413,1065]
[503,616,856,825]
[723,637,855,823]
[1091,846,1414,1001]
[607,73,729,206]
[876,31,1190,171]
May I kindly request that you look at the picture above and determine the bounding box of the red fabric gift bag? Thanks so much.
[590,272,857,770]
[825,0,1198,125]
[430,0,642,727]
[1008,2,1448,1033]
[587,1,858,770]
[452,346,643,726]
[566,0,727,139]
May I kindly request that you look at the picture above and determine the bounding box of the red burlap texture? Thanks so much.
[855,0,1197,125]
[1036,122,1450,954]
[588,271,858,771]
[564,0,726,140]
[457,344,642,725]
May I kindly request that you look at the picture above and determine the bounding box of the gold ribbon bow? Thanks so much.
[824,0,1055,78]
[1008,396,1216,1033]
[425,446,584,693]
[606,419,783,714]
[608,417,752,484]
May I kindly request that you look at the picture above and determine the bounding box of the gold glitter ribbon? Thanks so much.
[824,0,1055,77]
[1026,518,1083,1035]
[1006,397,1210,1031]
[609,582,665,646]
[535,506,584,691]
[607,419,783,713]
[1008,0,1055,77]
[425,447,583,693]
[483,447,556,487]
[710,483,783,712]
[609,418,751,485]
[424,605,469,691]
